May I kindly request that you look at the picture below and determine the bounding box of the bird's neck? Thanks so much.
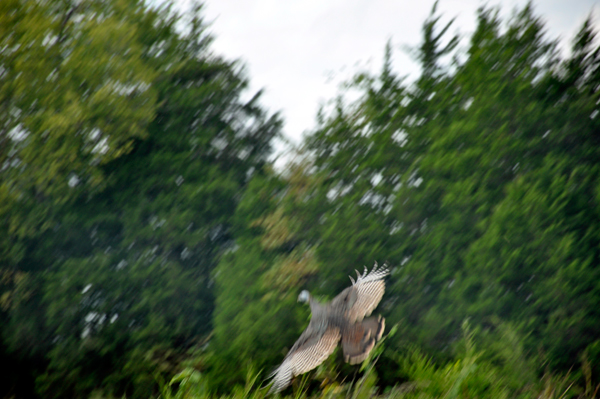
[308,296,325,313]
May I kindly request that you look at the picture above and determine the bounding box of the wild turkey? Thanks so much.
[268,262,389,393]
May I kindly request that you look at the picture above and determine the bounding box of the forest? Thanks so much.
[1,0,599,398]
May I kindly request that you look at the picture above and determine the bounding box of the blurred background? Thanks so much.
[0,0,599,398]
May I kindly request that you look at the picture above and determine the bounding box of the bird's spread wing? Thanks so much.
[269,325,341,394]
[268,263,388,393]
[332,262,389,323]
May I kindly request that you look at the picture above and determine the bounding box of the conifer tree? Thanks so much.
[0,1,281,397]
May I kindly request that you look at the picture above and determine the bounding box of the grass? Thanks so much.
[157,324,599,399]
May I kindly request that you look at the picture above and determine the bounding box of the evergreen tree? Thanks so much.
[300,2,600,383]
[466,14,600,373]
[209,164,321,390]
[0,1,280,397]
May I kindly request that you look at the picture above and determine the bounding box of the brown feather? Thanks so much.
[341,316,385,365]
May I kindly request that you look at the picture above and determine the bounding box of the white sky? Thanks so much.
[173,0,597,160]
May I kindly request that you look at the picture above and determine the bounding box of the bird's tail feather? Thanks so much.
[342,315,385,365]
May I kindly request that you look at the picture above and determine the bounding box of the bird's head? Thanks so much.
[297,290,310,303]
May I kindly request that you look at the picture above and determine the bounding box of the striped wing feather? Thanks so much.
[269,326,341,393]
[288,326,341,374]
[333,263,389,323]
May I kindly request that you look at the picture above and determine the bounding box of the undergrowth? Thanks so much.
[158,323,599,399]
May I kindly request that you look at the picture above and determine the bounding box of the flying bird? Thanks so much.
[268,262,389,394]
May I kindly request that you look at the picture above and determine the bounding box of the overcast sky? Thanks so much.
[173,0,597,159]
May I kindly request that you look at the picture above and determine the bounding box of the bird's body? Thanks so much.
[269,263,389,393]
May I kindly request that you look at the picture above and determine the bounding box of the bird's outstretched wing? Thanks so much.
[268,262,388,393]
[331,262,389,323]
[269,324,341,394]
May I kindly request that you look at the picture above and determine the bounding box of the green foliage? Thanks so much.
[0,0,158,251]
[158,332,598,399]
[0,0,280,397]
[159,368,210,399]
[207,2,600,394]
[301,1,600,386]
[209,166,322,389]
[1,0,599,398]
